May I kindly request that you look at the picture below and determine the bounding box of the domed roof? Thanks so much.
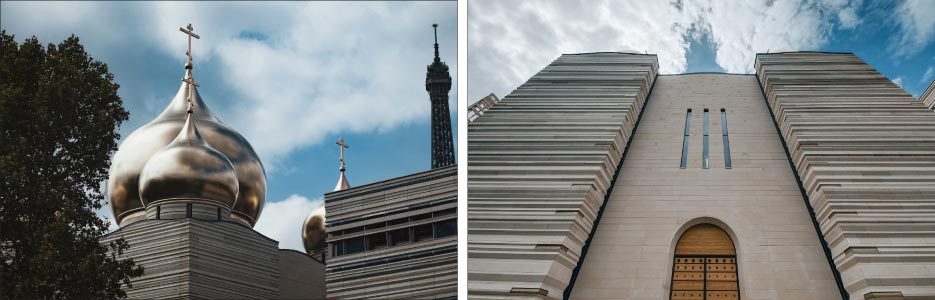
[302,206,327,254]
[107,71,267,226]
[139,108,239,208]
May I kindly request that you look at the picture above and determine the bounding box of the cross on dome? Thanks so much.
[179,23,200,69]
[179,23,201,107]
[336,137,349,171]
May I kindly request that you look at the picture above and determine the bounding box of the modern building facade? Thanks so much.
[467,52,935,300]
[323,166,457,299]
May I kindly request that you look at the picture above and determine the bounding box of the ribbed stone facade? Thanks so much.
[325,165,457,299]
[101,219,325,299]
[922,79,935,111]
[467,52,658,299]
[756,52,935,300]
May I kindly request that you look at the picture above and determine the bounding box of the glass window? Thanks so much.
[388,227,411,247]
[721,109,732,169]
[365,222,386,230]
[332,241,344,257]
[388,217,407,226]
[435,219,456,238]
[434,207,456,217]
[413,223,434,243]
[366,232,387,250]
[345,236,365,255]
[703,109,709,169]
[411,213,432,221]
[681,109,691,169]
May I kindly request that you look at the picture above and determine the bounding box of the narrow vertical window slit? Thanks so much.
[703,109,709,169]
[680,109,692,169]
[721,108,732,169]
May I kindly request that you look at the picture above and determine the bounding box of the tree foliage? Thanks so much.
[0,30,143,299]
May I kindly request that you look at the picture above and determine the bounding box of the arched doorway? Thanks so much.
[670,224,739,300]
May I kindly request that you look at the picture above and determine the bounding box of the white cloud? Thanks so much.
[468,0,869,100]
[253,194,323,252]
[893,76,905,88]
[688,0,832,74]
[893,0,935,57]
[468,0,692,101]
[921,66,934,84]
[136,2,458,169]
[0,2,457,171]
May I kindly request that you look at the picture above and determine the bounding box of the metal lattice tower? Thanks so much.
[425,24,455,168]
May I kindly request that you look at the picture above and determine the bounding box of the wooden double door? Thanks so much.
[670,224,740,300]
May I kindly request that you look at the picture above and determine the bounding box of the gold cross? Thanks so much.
[179,23,200,66]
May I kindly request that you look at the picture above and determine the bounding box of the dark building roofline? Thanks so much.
[324,164,456,201]
[563,51,657,56]
[659,72,753,76]
[755,50,855,55]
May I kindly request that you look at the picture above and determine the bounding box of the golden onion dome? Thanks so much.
[302,206,327,254]
[107,73,267,226]
[139,110,239,208]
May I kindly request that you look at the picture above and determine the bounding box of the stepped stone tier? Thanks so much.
[101,219,325,299]
[922,78,935,111]
[325,165,457,299]
[755,52,935,300]
[467,52,658,299]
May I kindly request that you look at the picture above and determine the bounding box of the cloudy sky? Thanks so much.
[469,0,935,101]
[1,1,457,251]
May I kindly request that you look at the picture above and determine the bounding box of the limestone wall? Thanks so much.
[755,52,935,300]
[101,219,282,299]
[325,165,458,299]
[467,52,658,299]
[568,74,842,300]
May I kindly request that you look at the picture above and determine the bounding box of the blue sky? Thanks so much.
[469,0,935,101]
[1,1,457,251]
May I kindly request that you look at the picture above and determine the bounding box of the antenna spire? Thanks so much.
[432,24,440,63]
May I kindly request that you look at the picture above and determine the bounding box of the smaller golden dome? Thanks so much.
[139,111,239,208]
[302,206,327,254]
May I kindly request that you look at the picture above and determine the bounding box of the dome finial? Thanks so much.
[334,137,350,191]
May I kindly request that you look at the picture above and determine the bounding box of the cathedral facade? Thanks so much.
[467,52,935,300]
